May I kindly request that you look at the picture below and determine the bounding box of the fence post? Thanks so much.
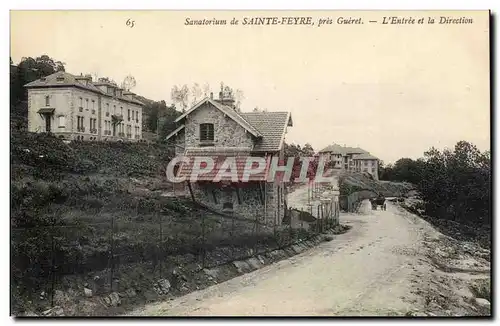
[50,218,56,308]
[231,210,235,262]
[109,215,114,293]
[159,210,163,279]
[201,209,206,269]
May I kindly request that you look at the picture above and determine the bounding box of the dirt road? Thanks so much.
[128,200,490,316]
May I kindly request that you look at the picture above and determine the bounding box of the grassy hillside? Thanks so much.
[10,131,316,315]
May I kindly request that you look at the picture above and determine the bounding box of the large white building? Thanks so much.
[319,143,380,180]
[25,71,144,142]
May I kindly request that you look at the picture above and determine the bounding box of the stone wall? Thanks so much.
[183,102,254,148]
[174,130,185,156]
[190,181,285,226]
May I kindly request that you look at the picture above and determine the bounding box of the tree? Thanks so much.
[34,55,65,75]
[234,88,244,111]
[190,83,203,106]
[203,83,211,97]
[302,143,315,156]
[171,84,190,112]
[11,55,67,104]
[121,74,137,91]
[381,141,490,226]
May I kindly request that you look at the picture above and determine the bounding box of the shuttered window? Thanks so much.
[200,123,214,141]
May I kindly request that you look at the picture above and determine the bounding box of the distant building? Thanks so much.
[24,71,145,142]
[319,143,379,180]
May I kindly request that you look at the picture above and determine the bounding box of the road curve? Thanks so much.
[128,200,434,316]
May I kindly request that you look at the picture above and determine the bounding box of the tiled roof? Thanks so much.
[175,98,262,137]
[319,144,345,154]
[240,111,292,152]
[319,143,369,155]
[352,153,379,160]
[25,71,104,93]
[24,71,144,106]
[173,98,292,153]
[178,147,266,181]
[184,146,252,156]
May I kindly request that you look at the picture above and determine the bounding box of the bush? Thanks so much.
[382,141,490,227]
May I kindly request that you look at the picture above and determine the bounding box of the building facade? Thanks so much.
[25,71,144,142]
[166,90,293,225]
[319,143,379,180]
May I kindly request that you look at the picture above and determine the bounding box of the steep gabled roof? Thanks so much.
[172,98,292,153]
[240,111,292,152]
[175,98,262,137]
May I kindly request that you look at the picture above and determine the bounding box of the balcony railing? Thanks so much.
[77,127,86,132]
[118,132,125,137]
[91,109,96,115]
[111,114,124,124]
[79,107,83,112]
[105,112,110,117]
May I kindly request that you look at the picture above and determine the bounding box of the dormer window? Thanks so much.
[200,123,214,142]
[45,95,50,106]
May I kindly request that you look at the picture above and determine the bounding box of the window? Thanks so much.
[79,97,83,107]
[89,118,97,133]
[77,116,85,132]
[58,115,65,128]
[113,105,116,115]
[200,123,214,142]
[45,95,50,106]
[86,98,89,109]
[120,106,123,115]
[128,109,131,121]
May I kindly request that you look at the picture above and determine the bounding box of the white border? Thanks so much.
[3,1,497,326]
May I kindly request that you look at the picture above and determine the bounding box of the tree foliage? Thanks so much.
[381,141,491,226]
[11,55,66,105]
[171,82,244,112]
[121,74,137,91]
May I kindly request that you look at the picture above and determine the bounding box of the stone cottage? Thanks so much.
[165,90,293,226]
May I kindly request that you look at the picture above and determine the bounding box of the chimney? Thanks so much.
[210,92,213,100]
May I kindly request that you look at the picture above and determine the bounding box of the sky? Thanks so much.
[10,10,490,163]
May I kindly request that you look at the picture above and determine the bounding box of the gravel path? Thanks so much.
[128,200,440,316]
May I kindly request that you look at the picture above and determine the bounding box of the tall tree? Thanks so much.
[234,88,244,111]
[190,83,203,106]
[121,74,137,91]
[203,83,211,97]
[171,84,190,112]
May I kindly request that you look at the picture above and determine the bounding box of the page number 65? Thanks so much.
[126,19,135,28]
